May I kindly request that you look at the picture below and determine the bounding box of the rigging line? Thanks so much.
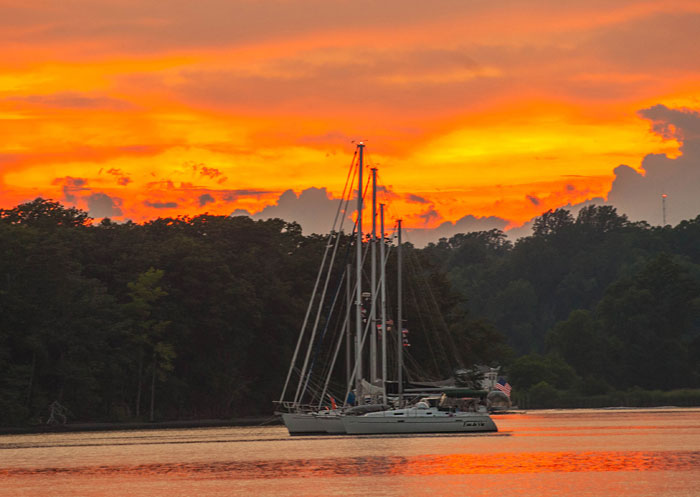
[405,266,442,378]
[341,235,398,404]
[282,151,356,405]
[304,182,368,400]
[409,248,464,368]
[339,238,372,405]
[316,300,347,393]
[341,221,399,404]
[406,252,446,372]
[331,149,358,232]
[340,153,368,239]
[410,250,457,376]
[361,161,372,210]
[316,281,351,409]
[302,258,347,403]
[302,183,357,395]
[325,158,372,391]
[293,148,359,403]
[279,232,335,404]
[304,374,330,405]
[402,348,427,383]
[316,241,362,384]
[294,219,347,406]
[337,221,397,405]
[336,151,358,234]
[302,208,371,404]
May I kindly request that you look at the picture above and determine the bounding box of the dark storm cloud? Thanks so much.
[417,207,440,224]
[252,187,351,235]
[198,193,215,206]
[52,176,88,203]
[605,105,700,226]
[407,194,429,204]
[637,105,700,142]
[510,105,700,231]
[87,192,123,218]
[144,200,178,209]
[406,214,509,247]
[199,166,223,179]
[230,208,252,217]
[105,168,132,186]
[222,189,275,202]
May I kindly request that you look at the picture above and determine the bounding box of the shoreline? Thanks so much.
[0,416,283,436]
[4,405,699,436]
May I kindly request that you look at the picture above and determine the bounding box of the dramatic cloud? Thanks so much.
[200,166,223,179]
[105,168,132,186]
[527,195,541,206]
[231,208,252,217]
[506,104,700,237]
[222,189,275,202]
[406,214,509,247]
[52,177,88,203]
[605,105,700,225]
[251,187,351,235]
[407,194,429,204]
[1,1,699,232]
[417,207,441,225]
[198,193,215,207]
[87,192,123,218]
[144,200,178,209]
[639,105,700,143]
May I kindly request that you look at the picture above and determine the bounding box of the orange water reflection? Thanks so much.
[1,450,698,480]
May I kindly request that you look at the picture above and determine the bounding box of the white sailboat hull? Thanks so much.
[342,410,497,435]
[315,413,346,434]
[281,412,327,435]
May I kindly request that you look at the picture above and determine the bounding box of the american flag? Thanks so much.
[494,378,512,398]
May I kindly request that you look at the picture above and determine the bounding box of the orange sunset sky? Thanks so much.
[1,0,700,241]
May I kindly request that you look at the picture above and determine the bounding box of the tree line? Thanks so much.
[1,199,699,426]
[423,205,700,406]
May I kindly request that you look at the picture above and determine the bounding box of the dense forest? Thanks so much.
[1,199,699,426]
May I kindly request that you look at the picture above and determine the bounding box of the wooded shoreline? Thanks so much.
[1,199,699,428]
[0,416,281,435]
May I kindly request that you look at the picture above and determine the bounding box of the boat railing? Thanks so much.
[273,401,321,414]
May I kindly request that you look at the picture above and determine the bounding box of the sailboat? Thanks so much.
[276,142,498,435]
[340,217,498,435]
[275,143,367,435]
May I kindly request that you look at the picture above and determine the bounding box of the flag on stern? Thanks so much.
[495,378,512,397]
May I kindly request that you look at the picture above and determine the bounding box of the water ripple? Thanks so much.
[1,451,698,479]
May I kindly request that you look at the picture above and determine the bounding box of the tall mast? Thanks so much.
[370,167,378,384]
[397,219,403,407]
[345,263,352,396]
[380,203,387,405]
[355,143,364,396]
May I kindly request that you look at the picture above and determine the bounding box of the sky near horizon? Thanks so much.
[1,0,699,240]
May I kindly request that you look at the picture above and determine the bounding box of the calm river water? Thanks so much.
[1,408,699,497]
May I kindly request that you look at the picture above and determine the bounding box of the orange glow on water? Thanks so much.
[1,450,698,478]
